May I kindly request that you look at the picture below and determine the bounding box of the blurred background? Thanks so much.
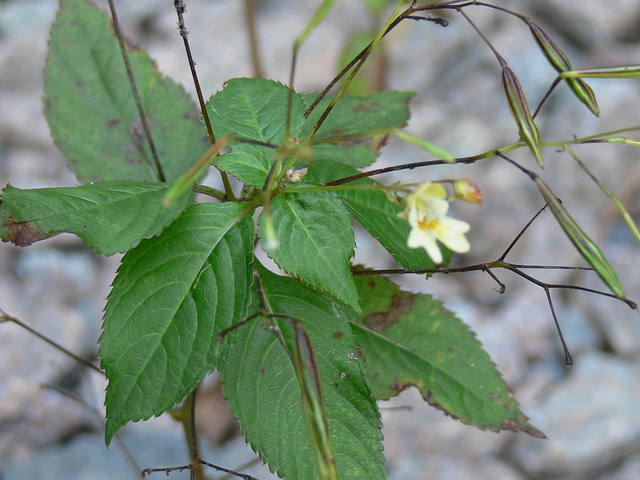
[2,0,640,478]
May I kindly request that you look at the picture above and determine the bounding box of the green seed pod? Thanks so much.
[501,66,545,168]
[566,77,600,116]
[293,322,338,480]
[534,177,625,298]
[528,20,599,116]
[529,20,572,71]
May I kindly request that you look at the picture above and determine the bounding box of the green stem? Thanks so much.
[173,2,235,201]
[305,0,408,143]
[194,184,226,201]
[172,388,209,480]
[243,0,264,78]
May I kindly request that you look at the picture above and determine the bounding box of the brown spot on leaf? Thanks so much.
[107,119,120,129]
[353,102,379,113]
[330,134,388,151]
[363,291,415,331]
[389,378,414,395]
[2,218,51,247]
[373,134,390,154]
[332,331,344,339]
[259,365,266,375]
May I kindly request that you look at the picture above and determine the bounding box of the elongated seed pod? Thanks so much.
[294,322,338,480]
[501,66,545,168]
[566,77,599,116]
[534,177,625,298]
[528,20,599,116]
[529,21,571,70]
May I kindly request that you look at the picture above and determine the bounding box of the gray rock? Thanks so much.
[5,419,281,480]
[511,352,640,478]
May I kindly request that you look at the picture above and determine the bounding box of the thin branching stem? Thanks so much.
[455,7,506,66]
[197,461,259,480]
[500,203,549,260]
[107,0,165,181]
[243,0,264,78]
[482,265,506,293]
[43,384,140,473]
[216,459,262,480]
[173,1,235,200]
[0,309,103,375]
[323,147,503,186]
[532,77,562,119]
[304,0,421,119]
[545,289,572,365]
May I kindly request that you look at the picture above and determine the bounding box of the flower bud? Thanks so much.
[452,178,482,204]
[285,167,307,183]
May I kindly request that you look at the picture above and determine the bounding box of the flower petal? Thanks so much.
[407,226,443,264]
[432,217,471,253]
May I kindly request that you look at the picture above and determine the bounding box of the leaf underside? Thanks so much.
[44,0,208,183]
[100,202,254,444]
[220,264,385,480]
[351,274,545,438]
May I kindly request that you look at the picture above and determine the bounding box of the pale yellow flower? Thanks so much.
[398,182,471,264]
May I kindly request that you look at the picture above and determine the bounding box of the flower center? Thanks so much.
[419,217,440,232]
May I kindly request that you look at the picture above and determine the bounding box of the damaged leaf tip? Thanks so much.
[2,218,50,247]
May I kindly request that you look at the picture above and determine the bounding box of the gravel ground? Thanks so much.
[2,0,640,479]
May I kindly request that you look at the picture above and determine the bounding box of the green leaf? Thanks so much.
[220,265,385,480]
[309,142,381,169]
[350,274,545,438]
[308,160,443,269]
[258,189,360,311]
[100,202,254,444]
[206,78,306,186]
[302,91,413,141]
[0,181,190,255]
[44,0,208,183]
[214,143,275,187]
